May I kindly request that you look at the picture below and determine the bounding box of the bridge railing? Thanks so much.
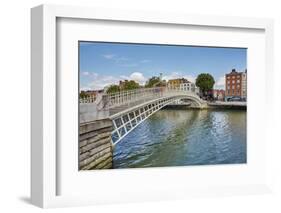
[107,87,166,107]
[80,87,200,108]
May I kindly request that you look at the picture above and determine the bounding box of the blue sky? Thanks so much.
[79,41,247,90]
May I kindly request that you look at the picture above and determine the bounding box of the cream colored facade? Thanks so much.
[167,78,189,89]
[241,72,247,98]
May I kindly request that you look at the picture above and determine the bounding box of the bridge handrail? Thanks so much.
[80,87,164,103]
[80,86,201,108]
[108,87,167,106]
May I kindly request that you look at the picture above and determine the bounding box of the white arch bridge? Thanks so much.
[80,87,206,145]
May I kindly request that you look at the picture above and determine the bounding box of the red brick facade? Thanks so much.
[213,89,225,101]
[225,69,243,97]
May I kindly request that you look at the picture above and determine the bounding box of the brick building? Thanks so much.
[225,69,247,101]
[213,89,225,101]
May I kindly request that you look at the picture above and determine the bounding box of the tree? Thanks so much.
[145,76,163,88]
[123,80,140,90]
[106,85,120,94]
[195,73,215,95]
[80,91,89,99]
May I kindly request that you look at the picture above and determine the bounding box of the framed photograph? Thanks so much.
[31,4,274,208]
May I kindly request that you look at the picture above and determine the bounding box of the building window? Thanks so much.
[232,76,235,79]
[232,85,235,89]
[237,79,240,83]
[232,80,235,84]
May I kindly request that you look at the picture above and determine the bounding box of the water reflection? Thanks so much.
[113,109,246,168]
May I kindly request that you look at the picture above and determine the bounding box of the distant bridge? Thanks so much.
[80,87,206,145]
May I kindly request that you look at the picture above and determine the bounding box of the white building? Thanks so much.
[179,82,199,94]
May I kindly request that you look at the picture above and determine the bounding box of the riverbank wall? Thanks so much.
[79,119,113,170]
[164,102,246,110]
[207,102,247,110]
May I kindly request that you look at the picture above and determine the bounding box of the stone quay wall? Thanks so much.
[79,119,113,170]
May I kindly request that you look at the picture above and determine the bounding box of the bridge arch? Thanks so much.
[110,94,205,145]
[174,95,203,107]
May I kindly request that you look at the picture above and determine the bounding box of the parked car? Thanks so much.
[228,96,242,102]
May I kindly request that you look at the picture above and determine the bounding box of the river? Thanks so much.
[113,109,246,168]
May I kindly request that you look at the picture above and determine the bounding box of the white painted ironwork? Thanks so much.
[109,94,204,145]
[80,87,202,108]
[107,87,165,108]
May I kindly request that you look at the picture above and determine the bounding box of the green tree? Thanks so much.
[122,80,140,90]
[145,76,163,88]
[80,91,89,99]
[123,80,140,90]
[106,85,120,93]
[195,73,215,94]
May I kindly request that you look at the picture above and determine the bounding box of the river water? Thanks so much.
[113,109,246,168]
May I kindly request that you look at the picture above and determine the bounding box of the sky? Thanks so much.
[79,41,247,91]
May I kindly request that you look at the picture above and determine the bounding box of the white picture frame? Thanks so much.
[31,4,274,208]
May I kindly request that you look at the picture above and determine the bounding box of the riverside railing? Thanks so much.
[79,95,96,103]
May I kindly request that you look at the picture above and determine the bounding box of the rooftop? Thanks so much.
[226,69,247,75]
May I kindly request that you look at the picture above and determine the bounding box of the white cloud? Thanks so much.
[120,72,147,85]
[89,75,120,90]
[114,57,129,63]
[183,75,196,83]
[82,71,89,76]
[140,59,150,63]
[81,71,98,78]
[102,54,115,59]
[214,76,225,89]
[101,54,128,62]
[101,54,151,67]
[120,63,138,67]
[129,72,147,84]
[101,54,138,67]
[162,71,181,80]
[80,87,92,91]
[81,72,120,90]
[81,71,147,90]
